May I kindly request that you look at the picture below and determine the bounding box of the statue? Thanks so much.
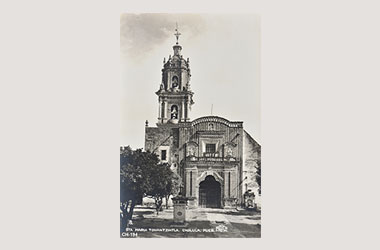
[188,147,195,156]
[227,147,233,156]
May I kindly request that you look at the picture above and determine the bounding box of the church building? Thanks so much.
[144,27,261,208]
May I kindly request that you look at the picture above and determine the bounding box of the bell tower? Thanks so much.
[156,24,194,125]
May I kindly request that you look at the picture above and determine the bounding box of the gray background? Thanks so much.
[0,0,379,249]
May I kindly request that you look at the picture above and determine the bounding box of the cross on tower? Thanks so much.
[174,22,181,44]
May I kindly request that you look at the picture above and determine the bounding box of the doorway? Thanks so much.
[199,175,221,208]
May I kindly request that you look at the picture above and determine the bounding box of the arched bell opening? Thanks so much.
[171,105,178,119]
[172,75,179,89]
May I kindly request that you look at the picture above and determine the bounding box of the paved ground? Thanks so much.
[121,206,261,238]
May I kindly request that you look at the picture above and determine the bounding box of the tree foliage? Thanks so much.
[120,146,178,230]
[120,146,159,203]
[145,161,173,213]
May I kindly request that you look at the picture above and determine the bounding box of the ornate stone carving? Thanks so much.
[186,141,198,158]
[225,142,237,157]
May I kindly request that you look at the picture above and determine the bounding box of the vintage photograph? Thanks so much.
[120,13,261,238]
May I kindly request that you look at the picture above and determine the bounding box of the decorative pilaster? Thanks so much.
[185,101,188,121]
[224,171,230,198]
[158,98,161,120]
[185,168,197,198]
[181,100,185,121]
[164,100,167,119]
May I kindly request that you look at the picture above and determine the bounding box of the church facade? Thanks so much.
[144,28,261,208]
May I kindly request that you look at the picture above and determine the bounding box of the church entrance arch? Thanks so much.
[199,175,221,208]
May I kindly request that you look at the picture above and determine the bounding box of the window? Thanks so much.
[206,144,216,153]
[161,150,167,161]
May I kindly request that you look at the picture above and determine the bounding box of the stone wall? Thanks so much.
[145,125,179,166]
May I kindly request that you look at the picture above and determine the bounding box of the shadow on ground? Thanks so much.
[134,209,155,216]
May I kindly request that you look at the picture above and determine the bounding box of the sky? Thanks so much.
[121,13,260,149]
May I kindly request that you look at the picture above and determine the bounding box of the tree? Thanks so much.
[145,162,174,214]
[120,146,178,231]
[120,146,160,230]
